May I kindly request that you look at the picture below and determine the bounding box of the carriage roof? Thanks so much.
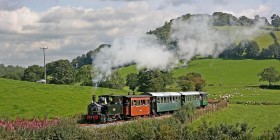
[179,91,200,96]
[144,92,181,97]
[180,91,208,95]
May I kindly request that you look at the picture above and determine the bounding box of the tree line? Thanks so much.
[148,12,279,46]
[98,69,206,92]
[219,38,280,59]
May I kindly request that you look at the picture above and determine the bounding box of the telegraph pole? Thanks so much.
[41,47,48,84]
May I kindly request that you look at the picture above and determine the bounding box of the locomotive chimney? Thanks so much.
[92,95,96,102]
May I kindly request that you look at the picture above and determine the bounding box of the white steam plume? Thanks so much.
[92,15,265,82]
[170,15,232,61]
[92,34,176,81]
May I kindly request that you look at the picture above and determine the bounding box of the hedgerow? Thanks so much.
[1,110,280,139]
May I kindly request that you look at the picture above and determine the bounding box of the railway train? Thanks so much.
[85,91,208,123]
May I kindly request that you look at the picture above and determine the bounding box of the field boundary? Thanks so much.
[189,100,228,122]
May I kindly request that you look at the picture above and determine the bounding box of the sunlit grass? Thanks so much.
[192,104,280,135]
[0,78,127,119]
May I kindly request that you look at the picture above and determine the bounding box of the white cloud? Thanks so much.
[0,7,39,33]
[222,4,271,19]
[0,0,279,67]
[0,1,178,67]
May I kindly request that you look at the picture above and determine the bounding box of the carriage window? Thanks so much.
[136,100,140,106]
[157,97,160,103]
[133,100,136,106]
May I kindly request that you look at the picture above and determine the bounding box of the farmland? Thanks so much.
[0,58,280,135]
[0,78,126,119]
[192,104,280,135]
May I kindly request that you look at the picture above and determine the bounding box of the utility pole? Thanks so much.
[41,47,48,84]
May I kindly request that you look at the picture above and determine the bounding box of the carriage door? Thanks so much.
[123,98,130,115]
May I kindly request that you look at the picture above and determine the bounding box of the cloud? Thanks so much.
[0,2,178,67]
[0,7,39,33]
[222,4,271,19]
[0,0,22,10]
[0,0,278,68]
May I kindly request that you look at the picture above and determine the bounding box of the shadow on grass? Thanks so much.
[259,85,280,90]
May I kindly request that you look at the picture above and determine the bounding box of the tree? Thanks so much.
[258,66,280,86]
[22,65,44,82]
[239,16,254,26]
[46,59,75,84]
[241,40,260,58]
[0,65,25,80]
[259,47,274,59]
[177,72,206,91]
[75,65,93,86]
[137,69,174,92]
[99,71,125,89]
[71,44,111,69]
[125,73,138,91]
[271,14,280,29]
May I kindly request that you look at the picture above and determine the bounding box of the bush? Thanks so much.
[173,104,195,124]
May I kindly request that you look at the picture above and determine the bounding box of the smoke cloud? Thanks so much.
[92,34,176,81]
[170,15,232,61]
[92,15,265,82]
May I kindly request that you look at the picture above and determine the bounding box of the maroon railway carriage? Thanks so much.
[123,95,151,118]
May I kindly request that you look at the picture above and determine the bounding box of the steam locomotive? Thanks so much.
[86,92,208,123]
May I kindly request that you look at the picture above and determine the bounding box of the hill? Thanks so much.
[1,58,279,119]
[0,78,126,119]
[175,59,280,103]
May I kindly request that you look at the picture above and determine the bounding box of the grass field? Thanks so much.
[192,104,280,135]
[215,26,280,49]
[0,78,126,119]
[173,59,280,103]
[1,58,280,136]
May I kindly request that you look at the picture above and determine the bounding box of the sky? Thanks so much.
[0,0,279,67]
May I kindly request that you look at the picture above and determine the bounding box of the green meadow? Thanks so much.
[173,59,280,103]
[216,26,280,49]
[0,78,126,119]
[0,58,280,134]
[192,104,280,135]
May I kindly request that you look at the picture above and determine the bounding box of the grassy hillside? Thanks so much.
[1,58,280,130]
[0,78,127,119]
[173,59,280,103]
[254,30,280,49]
[192,104,280,135]
[215,26,280,49]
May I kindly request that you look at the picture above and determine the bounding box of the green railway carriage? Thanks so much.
[144,92,181,113]
[200,92,208,107]
[180,92,201,107]
[180,91,208,107]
